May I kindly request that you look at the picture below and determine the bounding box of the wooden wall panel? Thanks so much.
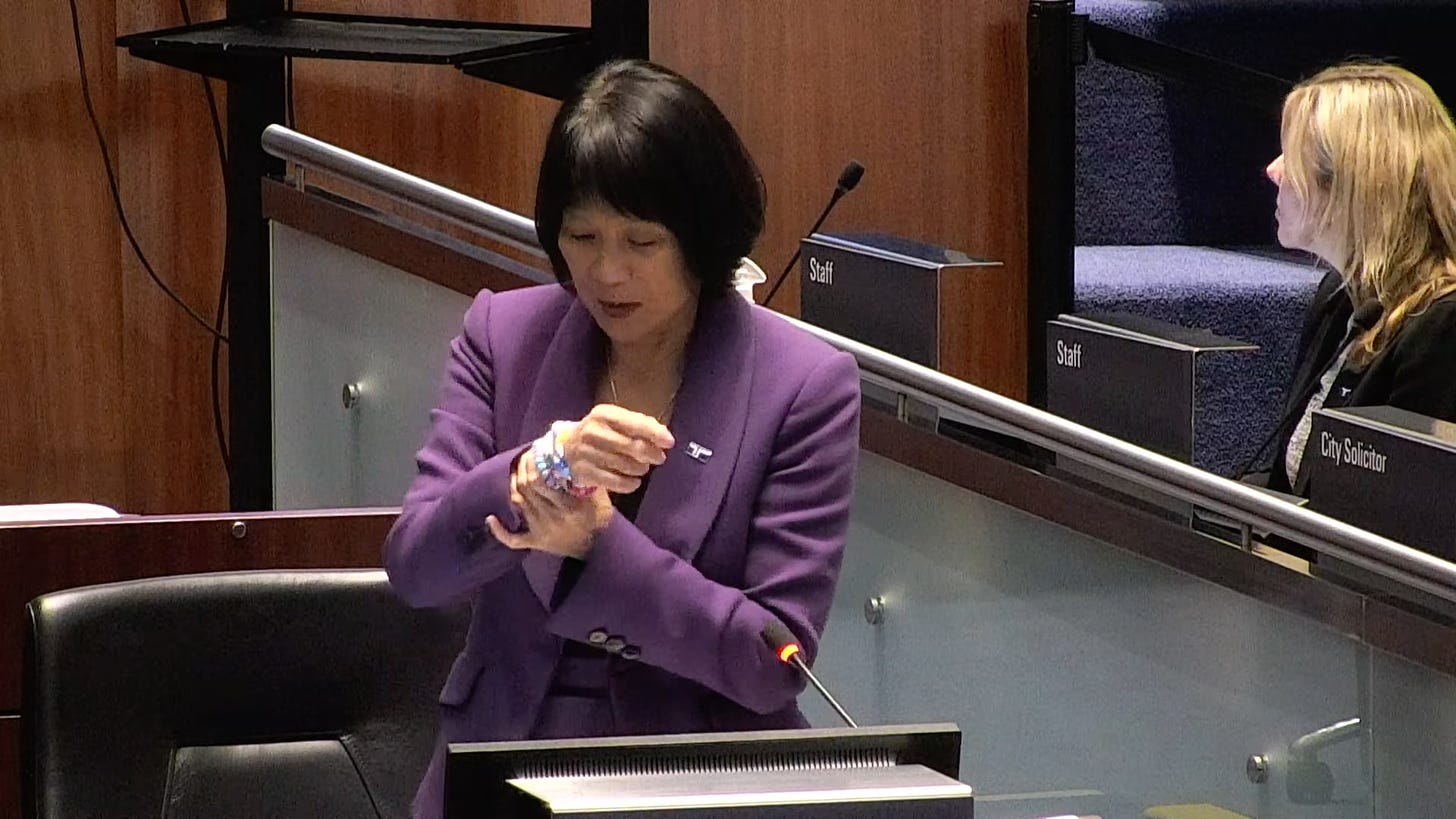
[6,0,1030,516]
[652,1,1028,394]
[116,0,231,514]
[3,0,233,515]
[293,1,1028,395]
[292,0,586,220]
[0,0,125,508]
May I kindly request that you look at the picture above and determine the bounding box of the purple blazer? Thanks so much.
[383,284,861,818]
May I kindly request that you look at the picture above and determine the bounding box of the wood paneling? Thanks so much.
[3,0,232,515]
[652,1,1029,395]
[291,1,1029,395]
[940,262,1025,397]
[290,0,585,222]
[117,0,231,514]
[7,0,1030,516]
[1,0,125,508]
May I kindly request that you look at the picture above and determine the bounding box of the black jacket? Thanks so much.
[1273,283,1456,494]
[1262,268,1352,492]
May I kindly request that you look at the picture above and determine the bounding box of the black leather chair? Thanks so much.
[23,569,468,819]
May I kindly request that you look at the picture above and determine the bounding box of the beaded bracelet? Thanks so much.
[531,421,595,498]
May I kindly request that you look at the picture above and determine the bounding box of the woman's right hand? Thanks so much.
[562,404,675,494]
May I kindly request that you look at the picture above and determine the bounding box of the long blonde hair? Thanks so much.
[1281,63,1456,367]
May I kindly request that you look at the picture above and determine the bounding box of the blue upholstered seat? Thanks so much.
[1075,245,1321,473]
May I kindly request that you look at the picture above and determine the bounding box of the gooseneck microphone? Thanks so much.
[760,161,866,308]
[761,621,858,728]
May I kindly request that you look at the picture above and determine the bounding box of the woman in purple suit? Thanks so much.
[383,59,862,818]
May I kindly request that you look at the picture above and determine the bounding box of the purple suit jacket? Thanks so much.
[383,284,860,818]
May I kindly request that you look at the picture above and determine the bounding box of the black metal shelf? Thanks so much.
[117,12,595,86]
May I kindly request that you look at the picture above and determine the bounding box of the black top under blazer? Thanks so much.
[1271,277,1456,495]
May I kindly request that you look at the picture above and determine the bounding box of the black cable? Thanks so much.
[285,57,296,130]
[66,0,229,344]
[762,161,864,307]
[177,0,233,474]
[762,194,838,308]
[285,0,296,130]
[177,0,228,173]
[209,274,232,474]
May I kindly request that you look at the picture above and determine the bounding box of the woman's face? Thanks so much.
[559,201,700,349]
[1266,153,1323,256]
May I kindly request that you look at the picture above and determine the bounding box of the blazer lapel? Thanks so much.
[517,297,605,609]
[633,295,755,565]
[511,294,757,604]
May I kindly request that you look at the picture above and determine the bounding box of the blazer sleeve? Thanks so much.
[545,350,861,715]
[383,291,529,608]
[1381,299,1456,423]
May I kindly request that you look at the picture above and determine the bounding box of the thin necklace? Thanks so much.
[608,357,680,423]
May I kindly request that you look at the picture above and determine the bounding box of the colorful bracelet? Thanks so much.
[531,422,595,497]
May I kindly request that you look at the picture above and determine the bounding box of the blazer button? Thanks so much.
[587,629,609,645]
[603,636,627,654]
[620,644,641,660]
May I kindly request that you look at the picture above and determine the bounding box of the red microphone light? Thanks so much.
[760,620,858,728]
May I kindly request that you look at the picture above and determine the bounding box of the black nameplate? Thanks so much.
[799,233,999,369]
[1046,314,1255,464]
[1307,406,1456,561]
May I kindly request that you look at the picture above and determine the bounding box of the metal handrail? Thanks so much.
[785,318,1456,604]
[261,124,547,259]
[258,124,1456,605]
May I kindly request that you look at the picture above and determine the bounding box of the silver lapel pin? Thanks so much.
[685,441,714,463]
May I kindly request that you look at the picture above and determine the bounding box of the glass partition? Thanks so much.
[1369,649,1456,816]
[270,209,1456,819]
[811,452,1381,818]
[271,222,471,509]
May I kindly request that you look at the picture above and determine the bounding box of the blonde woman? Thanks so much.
[1264,63,1456,495]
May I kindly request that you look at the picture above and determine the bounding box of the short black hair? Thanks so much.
[535,59,765,299]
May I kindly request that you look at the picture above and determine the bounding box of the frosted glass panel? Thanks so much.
[271,222,472,509]
[810,452,1373,819]
[1370,648,1456,815]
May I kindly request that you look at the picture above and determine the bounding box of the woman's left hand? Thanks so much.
[485,452,613,557]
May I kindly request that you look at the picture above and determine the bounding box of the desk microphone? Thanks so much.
[760,160,866,308]
[761,620,858,728]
